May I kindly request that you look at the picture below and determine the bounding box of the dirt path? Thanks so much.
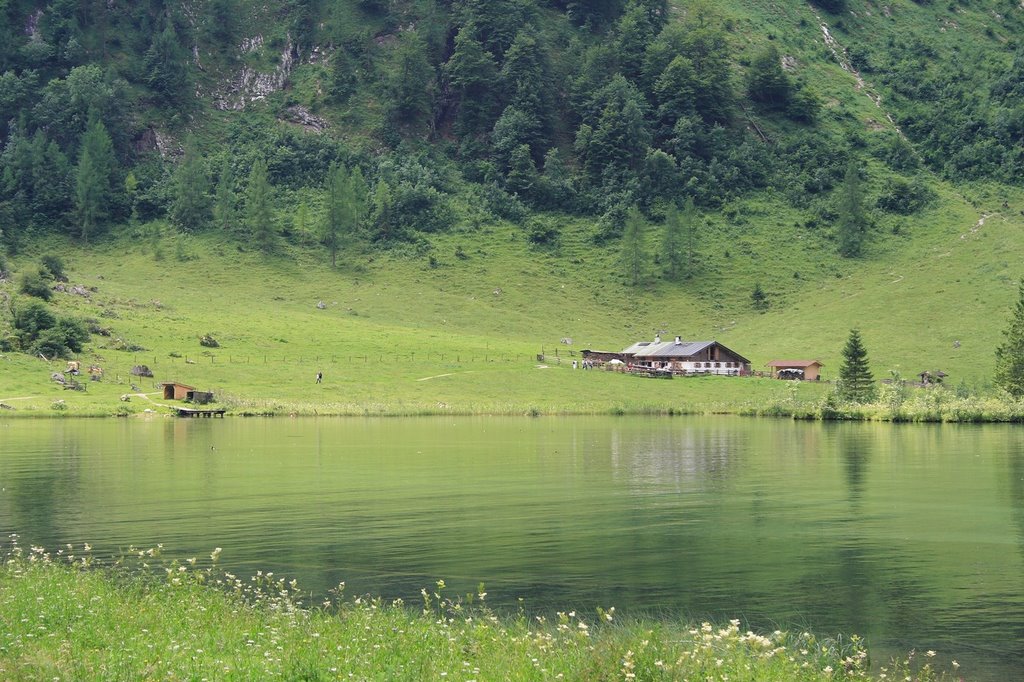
[961,213,994,239]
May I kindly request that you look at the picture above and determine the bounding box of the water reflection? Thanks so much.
[2,417,1024,680]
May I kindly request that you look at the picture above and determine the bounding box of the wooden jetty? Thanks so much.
[175,407,226,418]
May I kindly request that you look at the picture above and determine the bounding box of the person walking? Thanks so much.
[315,371,323,384]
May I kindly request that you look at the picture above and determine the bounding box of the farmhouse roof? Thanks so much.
[633,340,714,358]
[159,381,196,390]
[766,360,823,368]
[622,340,750,364]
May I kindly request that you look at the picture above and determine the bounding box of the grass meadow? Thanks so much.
[1,176,1023,419]
[0,541,962,681]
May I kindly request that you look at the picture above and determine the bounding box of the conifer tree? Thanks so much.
[245,158,276,253]
[170,138,210,232]
[445,25,499,136]
[662,197,697,281]
[994,281,1024,398]
[838,329,875,403]
[621,206,647,287]
[837,160,867,258]
[74,113,115,244]
[144,22,189,103]
[388,30,434,127]
[505,144,538,198]
[213,156,236,233]
[323,163,346,266]
[662,202,683,281]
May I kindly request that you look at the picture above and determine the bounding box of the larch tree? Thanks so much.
[323,163,346,266]
[662,197,699,281]
[213,156,236,233]
[621,206,647,287]
[170,137,210,232]
[245,158,276,253]
[994,281,1024,398]
[838,329,875,403]
[74,112,115,244]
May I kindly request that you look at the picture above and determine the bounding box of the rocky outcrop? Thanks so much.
[283,105,328,132]
[213,34,299,111]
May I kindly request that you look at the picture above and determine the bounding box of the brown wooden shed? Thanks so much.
[766,360,824,381]
[161,382,196,400]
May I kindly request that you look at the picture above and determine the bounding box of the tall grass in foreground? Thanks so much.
[1,541,964,681]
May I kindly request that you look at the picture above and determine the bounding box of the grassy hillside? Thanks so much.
[2,173,1022,417]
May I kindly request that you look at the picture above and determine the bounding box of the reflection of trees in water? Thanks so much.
[1010,433,1024,562]
[835,425,870,507]
[608,426,746,493]
[4,425,84,548]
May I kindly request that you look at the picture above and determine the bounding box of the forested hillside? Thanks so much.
[1,0,1023,385]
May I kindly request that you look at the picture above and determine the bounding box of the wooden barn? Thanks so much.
[580,349,623,365]
[622,336,751,376]
[766,360,824,381]
[161,382,196,400]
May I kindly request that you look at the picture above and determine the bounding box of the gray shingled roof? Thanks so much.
[620,340,751,364]
[633,341,714,358]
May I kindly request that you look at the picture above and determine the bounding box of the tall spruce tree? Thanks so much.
[994,281,1024,398]
[838,329,875,403]
[245,158,276,253]
[388,30,434,127]
[444,25,499,136]
[144,22,189,104]
[837,160,867,258]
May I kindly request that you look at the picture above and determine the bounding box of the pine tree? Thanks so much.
[837,160,867,258]
[245,158,276,253]
[994,281,1024,398]
[621,206,647,287]
[838,329,875,403]
[170,138,210,232]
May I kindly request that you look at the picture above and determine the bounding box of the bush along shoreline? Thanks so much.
[1,540,964,681]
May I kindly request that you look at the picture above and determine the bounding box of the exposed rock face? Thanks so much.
[283,105,328,132]
[133,127,176,158]
[213,34,298,111]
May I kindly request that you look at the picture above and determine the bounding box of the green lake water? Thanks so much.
[1,416,1023,679]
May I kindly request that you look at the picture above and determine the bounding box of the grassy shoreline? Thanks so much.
[2,378,1023,423]
[1,543,962,681]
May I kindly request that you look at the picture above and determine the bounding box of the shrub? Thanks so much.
[40,254,66,281]
[12,299,89,359]
[876,177,936,215]
[19,270,53,301]
[527,217,560,246]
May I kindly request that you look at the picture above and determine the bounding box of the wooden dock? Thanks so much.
[175,407,226,418]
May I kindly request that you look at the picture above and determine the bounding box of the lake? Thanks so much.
[1,416,1023,679]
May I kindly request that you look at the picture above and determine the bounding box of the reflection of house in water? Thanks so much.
[608,427,745,493]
